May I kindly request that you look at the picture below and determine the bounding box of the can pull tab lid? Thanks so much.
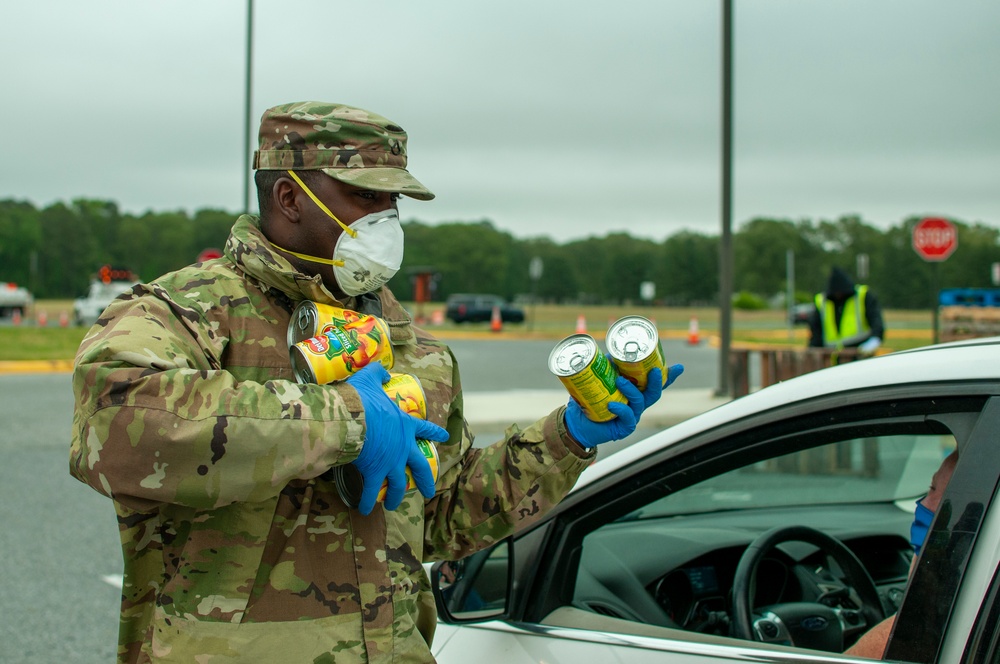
[569,354,587,372]
[623,341,641,362]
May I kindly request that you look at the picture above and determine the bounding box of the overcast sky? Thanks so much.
[3,1,998,242]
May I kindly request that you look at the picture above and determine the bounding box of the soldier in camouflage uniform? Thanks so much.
[70,101,680,663]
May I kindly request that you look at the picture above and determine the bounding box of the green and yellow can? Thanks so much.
[333,438,441,509]
[548,334,627,422]
[606,316,667,391]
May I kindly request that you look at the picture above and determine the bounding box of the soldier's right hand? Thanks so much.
[564,363,684,448]
[346,364,449,515]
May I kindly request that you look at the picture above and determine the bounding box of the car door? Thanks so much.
[433,388,1000,664]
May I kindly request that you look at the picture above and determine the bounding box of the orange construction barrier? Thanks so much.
[575,315,587,335]
[490,306,503,332]
[686,317,700,345]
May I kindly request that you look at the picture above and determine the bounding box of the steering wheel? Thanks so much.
[731,525,886,652]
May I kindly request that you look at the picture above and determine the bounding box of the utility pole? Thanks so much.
[242,0,255,214]
[716,0,734,397]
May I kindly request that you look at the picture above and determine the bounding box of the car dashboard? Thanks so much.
[573,503,913,638]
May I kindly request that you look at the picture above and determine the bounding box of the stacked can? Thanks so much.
[288,301,394,385]
[548,334,628,422]
[606,316,667,390]
[327,371,440,508]
[289,302,439,508]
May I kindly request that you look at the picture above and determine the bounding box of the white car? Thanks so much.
[73,278,138,327]
[430,337,1000,663]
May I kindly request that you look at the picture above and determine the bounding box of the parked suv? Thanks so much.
[445,294,525,324]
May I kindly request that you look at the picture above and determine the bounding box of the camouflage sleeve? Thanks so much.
[422,350,594,561]
[69,290,366,513]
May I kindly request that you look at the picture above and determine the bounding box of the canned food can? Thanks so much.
[382,373,427,419]
[333,439,441,509]
[288,301,346,347]
[606,316,667,391]
[548,334,627,422]
[289,311,394,385]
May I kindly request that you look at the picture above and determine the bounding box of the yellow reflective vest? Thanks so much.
[815,285,870,349]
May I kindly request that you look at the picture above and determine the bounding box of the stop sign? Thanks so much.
[913,217,957,262]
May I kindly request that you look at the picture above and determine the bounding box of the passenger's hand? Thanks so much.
[347,364,449,515]
[564,363,684,448]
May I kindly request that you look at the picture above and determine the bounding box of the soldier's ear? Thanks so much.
[273,176,303,224]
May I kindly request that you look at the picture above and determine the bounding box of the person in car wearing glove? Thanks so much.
[69,101,683,664]
[845,450,958,659]
[808,266,885,356]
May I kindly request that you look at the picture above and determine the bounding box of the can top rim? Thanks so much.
[548,334,598,376]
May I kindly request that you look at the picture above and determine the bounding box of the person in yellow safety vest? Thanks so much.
[808,266,885,354]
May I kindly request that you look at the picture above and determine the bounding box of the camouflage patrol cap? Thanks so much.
[253,101,434,201]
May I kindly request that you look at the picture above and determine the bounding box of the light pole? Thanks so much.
[716,0,734,397]
[243,0,255,214]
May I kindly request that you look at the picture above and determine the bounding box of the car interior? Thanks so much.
[563,434,940,650]
[541,406,971,655]
[435,395,988,659]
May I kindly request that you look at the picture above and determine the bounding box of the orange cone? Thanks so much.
[12,309,22,326]
[59,311,69,327]
[575,315,587,335]
[490,305,503,332]
[37,310,48,327]
[430,309,444,325]
[686,317,700,345]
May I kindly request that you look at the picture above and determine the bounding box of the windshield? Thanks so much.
[627,434,955,519]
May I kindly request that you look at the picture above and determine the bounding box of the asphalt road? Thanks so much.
[0,338,722,663]
[2,373,121,663]
[445,337,719,392]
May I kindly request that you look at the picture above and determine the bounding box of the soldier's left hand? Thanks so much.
[564,364,684,448]
[347,364,450,514]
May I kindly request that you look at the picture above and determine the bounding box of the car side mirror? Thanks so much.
[431,539,511,623]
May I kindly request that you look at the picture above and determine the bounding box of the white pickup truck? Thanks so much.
[73,267,139,327]
[0,282,33,318]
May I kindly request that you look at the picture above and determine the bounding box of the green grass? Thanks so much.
[0,327,87,361]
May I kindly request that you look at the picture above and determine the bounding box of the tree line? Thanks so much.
[1,197,996,310]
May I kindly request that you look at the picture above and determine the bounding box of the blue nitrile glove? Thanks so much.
[565,363,685,448]
[347,363,450,515]
[858,337,881,354]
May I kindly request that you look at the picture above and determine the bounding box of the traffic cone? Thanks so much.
[490,305,503,332]
[37,310,48,327]
[59,311,69,327]
[12,309,21,326]
[575,315,587,335]
[430,309,444,326]
[686,317,700,345]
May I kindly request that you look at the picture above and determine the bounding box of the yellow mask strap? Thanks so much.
[270,244,344,267]
[286,170,358,239]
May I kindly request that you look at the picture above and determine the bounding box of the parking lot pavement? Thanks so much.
[464,387,729,432]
